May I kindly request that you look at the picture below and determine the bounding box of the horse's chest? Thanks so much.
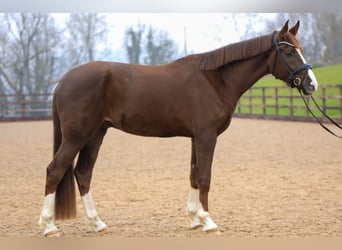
[217,114,232,135]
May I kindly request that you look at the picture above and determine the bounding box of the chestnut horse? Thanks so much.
[39,21,318,235]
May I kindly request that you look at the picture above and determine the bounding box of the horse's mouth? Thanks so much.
[301,82,316,96]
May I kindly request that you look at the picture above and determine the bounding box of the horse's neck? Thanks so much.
[219,52,270,101]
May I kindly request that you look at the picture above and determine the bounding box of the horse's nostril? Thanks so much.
[306,78,314,89]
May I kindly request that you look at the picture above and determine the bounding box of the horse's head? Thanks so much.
[270,20,318,95]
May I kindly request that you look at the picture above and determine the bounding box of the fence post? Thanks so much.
[20,94,26,119]
[248,88,252,115]
[237,99,241,114]
[275,87,278,117]
[289,88,294,119]
[305,92,310,119]
[340,85,342,123]
[262,87,266,116]
[322,86,327,116]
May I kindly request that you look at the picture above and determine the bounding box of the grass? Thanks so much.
[237,64,342,120]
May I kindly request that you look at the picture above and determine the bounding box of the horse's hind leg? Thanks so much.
[39,142,81,236]
[74,125,107,232]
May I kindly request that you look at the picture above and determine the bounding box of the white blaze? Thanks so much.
[296,48,319,91]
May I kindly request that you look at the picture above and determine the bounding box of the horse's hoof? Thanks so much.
[190,216,202,229]
[92,220,107,233]
[207,229,222,235]
[44,229,60,237]
[96,227,108,235]
[204,226,220,234]
[40,218,59,237]
[190,223,202,230]
[203,222,219,232]
[95,224,107,233]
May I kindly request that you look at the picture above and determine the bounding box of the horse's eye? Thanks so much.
[285,51,294,56]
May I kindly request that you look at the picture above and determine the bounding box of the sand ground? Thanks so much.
[0,118,341,237]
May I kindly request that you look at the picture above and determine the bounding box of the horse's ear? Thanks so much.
[278,20,289,40]
[289,20,300,36]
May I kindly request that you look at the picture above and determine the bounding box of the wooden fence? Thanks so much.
[235,85,342,123]
[0,93,52,121]
[0,85,341,123]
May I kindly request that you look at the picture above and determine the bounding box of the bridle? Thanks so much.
[271,31,312,89]
[271,31,342,139]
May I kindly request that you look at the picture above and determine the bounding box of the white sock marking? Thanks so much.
[82,192,107,232]
[186,188,218,231]
[39,192,58,235]
[40,193,55,221]
[82,192,98,218]
[187,188,201,213]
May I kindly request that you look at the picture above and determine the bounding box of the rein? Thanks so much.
[272,31,342,139]
[298,89,342,139]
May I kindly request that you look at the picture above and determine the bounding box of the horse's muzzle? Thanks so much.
[301,78,316,95]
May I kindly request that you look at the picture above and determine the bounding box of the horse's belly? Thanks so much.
[118,114,192,138]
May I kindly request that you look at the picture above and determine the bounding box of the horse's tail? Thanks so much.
[53,102,77,220]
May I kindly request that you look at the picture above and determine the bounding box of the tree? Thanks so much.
[66,13,109,66]
[124,24,179,65]
[263,13,323,65]
[314,13,342,64]
[124,24,145,64]
[144,26,178,65]
[0,21,10,95]
[0,13,114,96]
[0,13,62,95]
[263,13,342,65]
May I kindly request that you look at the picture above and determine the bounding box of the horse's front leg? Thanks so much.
[187,138,202,229]
[186,134,218,232]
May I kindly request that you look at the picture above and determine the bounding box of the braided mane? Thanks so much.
[198,33,274,70]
